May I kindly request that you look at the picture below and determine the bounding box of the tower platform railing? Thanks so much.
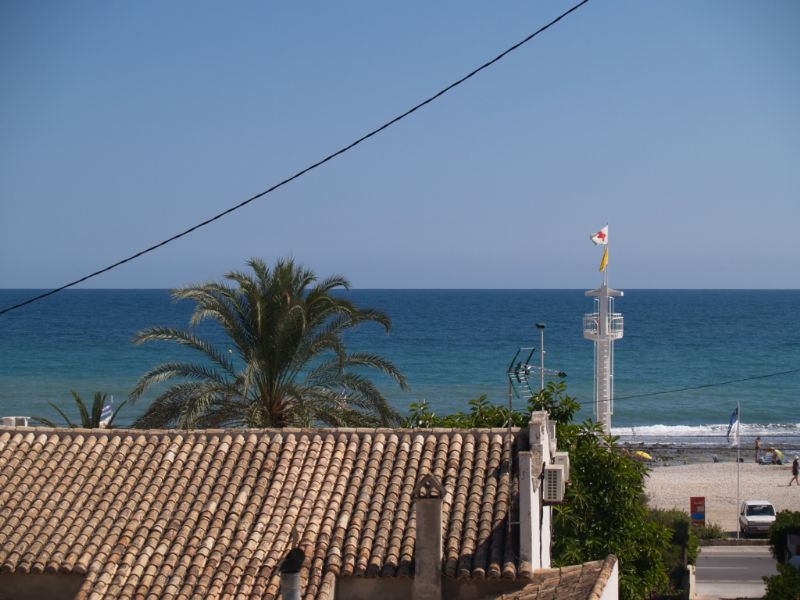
[582,313,624,339]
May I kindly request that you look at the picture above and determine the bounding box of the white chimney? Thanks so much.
[280,547,304,600]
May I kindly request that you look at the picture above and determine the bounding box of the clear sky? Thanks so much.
[1,0,798,290]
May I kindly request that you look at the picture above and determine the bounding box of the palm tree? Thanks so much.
[130,257,408,429]
[33,391,126,428]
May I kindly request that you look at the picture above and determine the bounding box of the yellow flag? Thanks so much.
[599,247,609,272]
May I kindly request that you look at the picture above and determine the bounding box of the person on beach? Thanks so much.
[791,456,799,486]
[755,436,762,463]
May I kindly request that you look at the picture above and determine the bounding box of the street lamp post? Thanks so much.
[535,323,546,391]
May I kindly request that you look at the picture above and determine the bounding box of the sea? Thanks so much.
[1,289,798,451]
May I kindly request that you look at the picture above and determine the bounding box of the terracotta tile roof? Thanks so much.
[483,555,617,600]
[0,426,528,599]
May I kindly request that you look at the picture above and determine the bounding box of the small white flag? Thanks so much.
[100,396,114,427]
[590,225,609,245]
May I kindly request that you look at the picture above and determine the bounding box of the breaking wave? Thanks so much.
[612,422,800,448]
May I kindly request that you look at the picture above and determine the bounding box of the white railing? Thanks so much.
[609,313,624,335]
[583,313,624,338]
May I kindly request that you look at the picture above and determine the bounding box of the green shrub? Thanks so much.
[652,592,687,600]
[763,563,800,600]
[650,509,699,592]
[694,522,727,540]
[404,395,529,428]
[554,422,670,599]
[768,510,800,564]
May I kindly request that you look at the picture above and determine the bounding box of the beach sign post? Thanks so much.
[690,496,706,527]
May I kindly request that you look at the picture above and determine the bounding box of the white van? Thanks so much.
[738,500,776,537]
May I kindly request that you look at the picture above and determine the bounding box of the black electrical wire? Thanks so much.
[612,367,800,402]
[0,0,592,317]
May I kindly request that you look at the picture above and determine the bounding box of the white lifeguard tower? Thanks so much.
[583,226,623,434]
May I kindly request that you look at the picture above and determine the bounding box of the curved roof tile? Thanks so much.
[0,427,525,599]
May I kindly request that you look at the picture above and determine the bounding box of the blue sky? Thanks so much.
[1,0,798,290]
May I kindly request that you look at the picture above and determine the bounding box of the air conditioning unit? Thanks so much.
[543,464,565,504]
[553,451,570,482]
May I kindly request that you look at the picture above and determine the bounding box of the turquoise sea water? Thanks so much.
[1,289,798,446]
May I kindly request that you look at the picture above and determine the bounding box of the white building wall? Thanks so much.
[517,452,541,571]
[526,412,558,570]
[599,560,619,600]
[540,505,552,568]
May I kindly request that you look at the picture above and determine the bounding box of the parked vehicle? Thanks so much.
[738,500,776,537]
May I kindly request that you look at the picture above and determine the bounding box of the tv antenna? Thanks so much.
[506,347,565,402]
[503,338,565,544]
[504,343,566,458]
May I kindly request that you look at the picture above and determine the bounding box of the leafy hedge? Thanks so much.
[763,510,800,600]
[693,521,727,540]
[763,563,800,600]
[768,510,800,563]
[553,422,670,599]
[649,509,699,591]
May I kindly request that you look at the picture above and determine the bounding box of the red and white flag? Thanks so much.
[590,225,608,245]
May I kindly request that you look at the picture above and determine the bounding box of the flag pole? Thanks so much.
[603,223,609,287]
[736,400,741,539]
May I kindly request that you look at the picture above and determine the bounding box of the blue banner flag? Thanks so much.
[726,407,739,444]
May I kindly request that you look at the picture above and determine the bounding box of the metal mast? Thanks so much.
[583,227,623,434]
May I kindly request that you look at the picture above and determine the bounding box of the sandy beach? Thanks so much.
[641,447,800,532]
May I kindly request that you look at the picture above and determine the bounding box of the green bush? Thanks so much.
[554,422,670,599]
[404,395,529,428]
[763,563,800,600]
[652,592,687,600]
[649,509,699,592]
[768,510,800,564]
[693,522,727,540]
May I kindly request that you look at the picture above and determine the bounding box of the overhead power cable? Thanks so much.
[0,0,592,316]
[612,367,800,402]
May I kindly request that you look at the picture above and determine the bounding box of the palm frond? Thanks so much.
[333,372,401,426]
[133,327,236,375]
[71,391,92,428]
[129,361,234,401]
[107,398,129,427]
[342,352,409,390]
[307,402,383,428]
[49,401,78,428]
[91,392,107,426]
[194,395,262,428]
[29,416,60,428]
[180,284,254,351]
[177,392,216,429]
[309,274,350,295]
[132,382,225,429]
